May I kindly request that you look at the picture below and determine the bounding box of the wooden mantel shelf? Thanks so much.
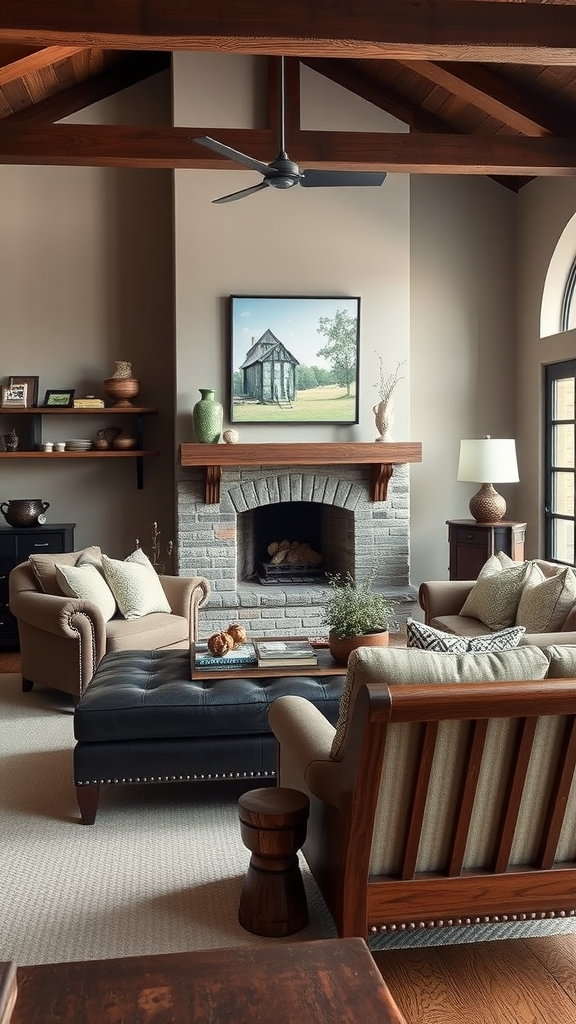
[179,442,422,503]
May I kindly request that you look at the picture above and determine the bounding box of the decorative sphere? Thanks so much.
[227,623,247,648]
[207,631,234,656]
[223,428,239,444]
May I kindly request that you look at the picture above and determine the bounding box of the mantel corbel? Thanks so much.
[179,441,422,504]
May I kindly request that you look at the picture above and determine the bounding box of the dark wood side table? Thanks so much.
[11,938,407,1024]
[446,519,526,580]
[238,787,310,937]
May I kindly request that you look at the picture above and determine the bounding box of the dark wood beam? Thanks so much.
[2,2,576,64]
[399,61,565,136]
[1,122,576,176]
[6,51,171,122]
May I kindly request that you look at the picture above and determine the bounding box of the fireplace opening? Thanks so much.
[237,501,354,586]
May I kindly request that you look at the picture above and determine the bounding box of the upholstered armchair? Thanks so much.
[269,643,576,939]
[9,546,210,700]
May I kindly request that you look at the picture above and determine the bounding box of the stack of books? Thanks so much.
[193,640,258,671]
[254,639,318,668]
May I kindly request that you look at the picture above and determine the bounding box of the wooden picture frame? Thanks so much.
[230,295,361,425]
[9,374,39,407]
[43,389,75,407]
[1,382,28,407]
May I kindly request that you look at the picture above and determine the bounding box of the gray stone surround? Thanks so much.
[177,461,418,637]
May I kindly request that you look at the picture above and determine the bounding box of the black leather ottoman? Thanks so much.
[73,649,344,824]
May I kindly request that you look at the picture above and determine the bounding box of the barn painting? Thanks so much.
[239,329,299,405]
[230,295,360,424]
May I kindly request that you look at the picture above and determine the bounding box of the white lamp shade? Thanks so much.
[457,438,519,484]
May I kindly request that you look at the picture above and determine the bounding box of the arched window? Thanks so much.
[560,256,576,332]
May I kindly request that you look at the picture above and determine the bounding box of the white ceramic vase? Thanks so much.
[373,397,394,442]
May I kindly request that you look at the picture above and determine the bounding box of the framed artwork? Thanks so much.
[1,382,28,407]
[230,295,361,424]
[9,375,39,407]
[43,389,75,407]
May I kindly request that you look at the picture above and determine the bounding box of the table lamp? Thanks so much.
[457,435,519,523]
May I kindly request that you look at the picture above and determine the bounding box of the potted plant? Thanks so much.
[321,571,397,665]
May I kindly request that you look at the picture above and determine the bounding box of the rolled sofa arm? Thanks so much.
[268,695,341,807]
[159,575,211,641]
[418,580,476,623]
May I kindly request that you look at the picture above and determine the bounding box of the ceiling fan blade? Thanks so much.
[212,181,270,205]
[194,135,271,176]
[301,170,387,188]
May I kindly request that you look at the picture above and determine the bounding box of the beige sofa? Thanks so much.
[419,558,576,649]
[269,643,576,938]
[9,547,210,700]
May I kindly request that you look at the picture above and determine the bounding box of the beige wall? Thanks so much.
[172,55,411,447]
[410,174,517,583]
[0,73,176,559]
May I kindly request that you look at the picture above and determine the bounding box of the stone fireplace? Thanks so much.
[177,442,421,638]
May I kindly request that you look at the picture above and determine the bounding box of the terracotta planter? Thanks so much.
[328,629,389,666]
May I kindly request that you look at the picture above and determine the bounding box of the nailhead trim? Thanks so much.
[76,769,276,785]
[370,909,576,932]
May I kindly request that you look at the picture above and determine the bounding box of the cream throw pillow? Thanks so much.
[459,558,530,630]
[29,545,102,595]
[101,549,171,620]
[55,562,117,622]
[516,563,576,633]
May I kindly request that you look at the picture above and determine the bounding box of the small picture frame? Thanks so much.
[43,389,75,407]
[9,375,39,408]
[2,382,28,407]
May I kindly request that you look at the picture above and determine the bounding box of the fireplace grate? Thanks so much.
[257,561,326,586]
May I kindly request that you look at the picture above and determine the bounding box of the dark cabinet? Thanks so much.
[446,519,526,581]
[0,523,75,648]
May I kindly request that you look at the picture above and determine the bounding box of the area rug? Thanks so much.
[2,672,575,966]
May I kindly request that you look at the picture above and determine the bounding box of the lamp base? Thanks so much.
[469,484,507,524]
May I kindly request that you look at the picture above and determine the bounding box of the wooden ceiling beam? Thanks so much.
[2,2,576,65]
[399,60,565,136]
[2,122,576,176]
[301,57,454,133]
[6,51,171,122]
[0,45,85,86]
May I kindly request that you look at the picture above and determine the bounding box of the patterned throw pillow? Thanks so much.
[55,562,117,622]
[101,549,171,620]
[459,558,530,630]
[407,618,525,653]
[516,563,576,633]
[406,619,468,652]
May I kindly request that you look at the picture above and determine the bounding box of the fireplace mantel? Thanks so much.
[179,442,422,503]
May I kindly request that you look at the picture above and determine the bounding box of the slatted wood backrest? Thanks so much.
[341,679,576,882]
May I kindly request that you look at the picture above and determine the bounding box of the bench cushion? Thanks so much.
[74,649,344,743]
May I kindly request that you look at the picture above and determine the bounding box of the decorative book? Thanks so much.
[193,641,258,670]
[254,639,318,667]
[73,397,105,408]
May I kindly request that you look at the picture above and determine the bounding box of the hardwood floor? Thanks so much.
[373,934,576,1023]
[0,649,21,673]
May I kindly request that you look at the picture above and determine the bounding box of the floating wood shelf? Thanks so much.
[179,442,422,503]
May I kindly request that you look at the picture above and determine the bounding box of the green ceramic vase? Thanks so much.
[192,388,223,444]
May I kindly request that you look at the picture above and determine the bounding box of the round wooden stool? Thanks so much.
[238,787,310,937]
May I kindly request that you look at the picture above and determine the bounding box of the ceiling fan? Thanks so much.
[193,57,387,205]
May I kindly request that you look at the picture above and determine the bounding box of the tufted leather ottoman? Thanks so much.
[73,649,344,824]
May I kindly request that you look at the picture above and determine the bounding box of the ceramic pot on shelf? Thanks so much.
[192,389,223,444]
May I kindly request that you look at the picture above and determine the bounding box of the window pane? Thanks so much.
[552,471,575,516]
[553,518,574,564]
[553,424,575,468]
[554,377,575,419]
